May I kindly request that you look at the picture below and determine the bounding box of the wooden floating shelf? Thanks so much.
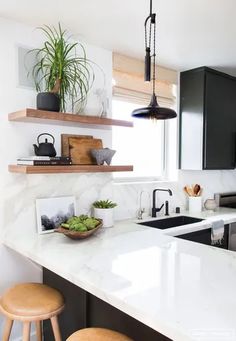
[8,165,133,174]
[8,108,133,129]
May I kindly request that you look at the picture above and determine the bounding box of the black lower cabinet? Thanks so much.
[176,225,229,249]
[43,268,171,341]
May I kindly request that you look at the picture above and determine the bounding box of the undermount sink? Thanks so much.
[138,215,204,230]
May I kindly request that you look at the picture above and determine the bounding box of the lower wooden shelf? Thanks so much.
[8,164,133,174]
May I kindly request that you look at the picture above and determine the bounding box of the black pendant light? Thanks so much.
[132,0,177,120]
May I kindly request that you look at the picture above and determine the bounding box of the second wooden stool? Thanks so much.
[0,282,64,341]
[67,327,133,341]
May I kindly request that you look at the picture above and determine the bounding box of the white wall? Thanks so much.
[0,17,113,339]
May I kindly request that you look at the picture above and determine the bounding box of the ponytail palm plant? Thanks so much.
[30,23,94,112]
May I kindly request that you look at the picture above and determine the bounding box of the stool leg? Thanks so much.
[2,318,13,341]
[35,321,42,341]
[22,321,31,341]
[50,315,61,341]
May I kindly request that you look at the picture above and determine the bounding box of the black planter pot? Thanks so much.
[37,92,60,112]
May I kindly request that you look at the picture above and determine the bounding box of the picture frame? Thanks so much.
[36,196,76,234]
[16,44,37,90]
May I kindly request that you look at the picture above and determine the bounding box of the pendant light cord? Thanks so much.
[152,19,156,95]
[131,0,177,118]
[145,1,152,53]
[144,0,157,95]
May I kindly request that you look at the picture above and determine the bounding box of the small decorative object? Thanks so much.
[131,0,177,120]
[92,199,117,228]
[97,88,109,118]
[175,207,180,214]
[77,61,108,116]
[28,23,94,112]
[36,196,76,234]
[204,199,217,211]
[183,184,203,213]
[83,89,103,117]
[33,133,57,157]
[90,148,116,165]
[55,215,102,240]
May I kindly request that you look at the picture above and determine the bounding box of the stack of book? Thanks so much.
[17,156,72,166]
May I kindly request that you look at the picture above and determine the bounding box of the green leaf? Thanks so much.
[92,200,117,209]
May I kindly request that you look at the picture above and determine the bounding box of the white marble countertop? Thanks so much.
[3,208,236,341]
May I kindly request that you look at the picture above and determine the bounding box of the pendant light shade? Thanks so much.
[132,94,177,120]
[131,0,177,120]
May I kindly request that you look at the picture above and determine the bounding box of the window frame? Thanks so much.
[112,97,172,183]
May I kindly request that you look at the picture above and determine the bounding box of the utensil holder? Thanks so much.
[188,196,202,213]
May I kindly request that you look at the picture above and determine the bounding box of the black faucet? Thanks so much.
[152,188,173,217]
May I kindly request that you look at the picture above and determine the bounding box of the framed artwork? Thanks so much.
[36,196,76,234]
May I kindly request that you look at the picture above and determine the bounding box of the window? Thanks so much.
[112,53,178,181]
[112,99,165,180]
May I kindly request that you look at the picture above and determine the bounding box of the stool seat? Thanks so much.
[67,328,133,341]
[0,283,64,321]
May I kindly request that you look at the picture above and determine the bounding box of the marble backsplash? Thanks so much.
[113,170,236,220]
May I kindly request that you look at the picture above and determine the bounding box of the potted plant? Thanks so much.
[92,199,117,228]
[29,23,94,112]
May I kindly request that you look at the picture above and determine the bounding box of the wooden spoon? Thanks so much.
[193,184,201,196]
[198,187,203,197]
[184,185,194,196]
[187,185,195,196]
[183,186,190,196]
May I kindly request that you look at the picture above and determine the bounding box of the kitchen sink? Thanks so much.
[138,215,204,230]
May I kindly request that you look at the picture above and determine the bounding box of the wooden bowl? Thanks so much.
[55,220,102,240]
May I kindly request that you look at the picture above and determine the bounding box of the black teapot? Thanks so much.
[33,133,57,157]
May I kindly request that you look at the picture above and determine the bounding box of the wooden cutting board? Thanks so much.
[61,134,93,157]
[69,137,103,165]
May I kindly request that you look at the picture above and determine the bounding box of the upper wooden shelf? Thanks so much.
[8,108,133,129]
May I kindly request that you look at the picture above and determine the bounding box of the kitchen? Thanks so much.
[1,1,236,341]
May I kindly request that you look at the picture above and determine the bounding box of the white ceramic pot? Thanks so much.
[188,196,202,213]
[93,208,114,227]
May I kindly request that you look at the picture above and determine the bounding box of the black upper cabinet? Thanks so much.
[179,67,236,170]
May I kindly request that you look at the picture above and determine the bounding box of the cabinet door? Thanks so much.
[179,70,205,170]
[176,228,211,245]
[204,71,236,169]
[176,227,228,250]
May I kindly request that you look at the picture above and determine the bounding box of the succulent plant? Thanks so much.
[92,199,117,209]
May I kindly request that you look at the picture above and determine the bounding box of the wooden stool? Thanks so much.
[0,283,64,341]
[67,327,133,341]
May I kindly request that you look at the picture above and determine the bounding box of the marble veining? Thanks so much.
[3,208,236,341]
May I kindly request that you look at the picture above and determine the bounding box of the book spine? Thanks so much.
[33,161,72,165]
[17,161,72,166]
[17,157,71,161]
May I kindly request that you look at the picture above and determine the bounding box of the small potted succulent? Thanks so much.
[92,199,117,228]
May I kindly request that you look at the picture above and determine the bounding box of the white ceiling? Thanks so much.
[1,0,236,74]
